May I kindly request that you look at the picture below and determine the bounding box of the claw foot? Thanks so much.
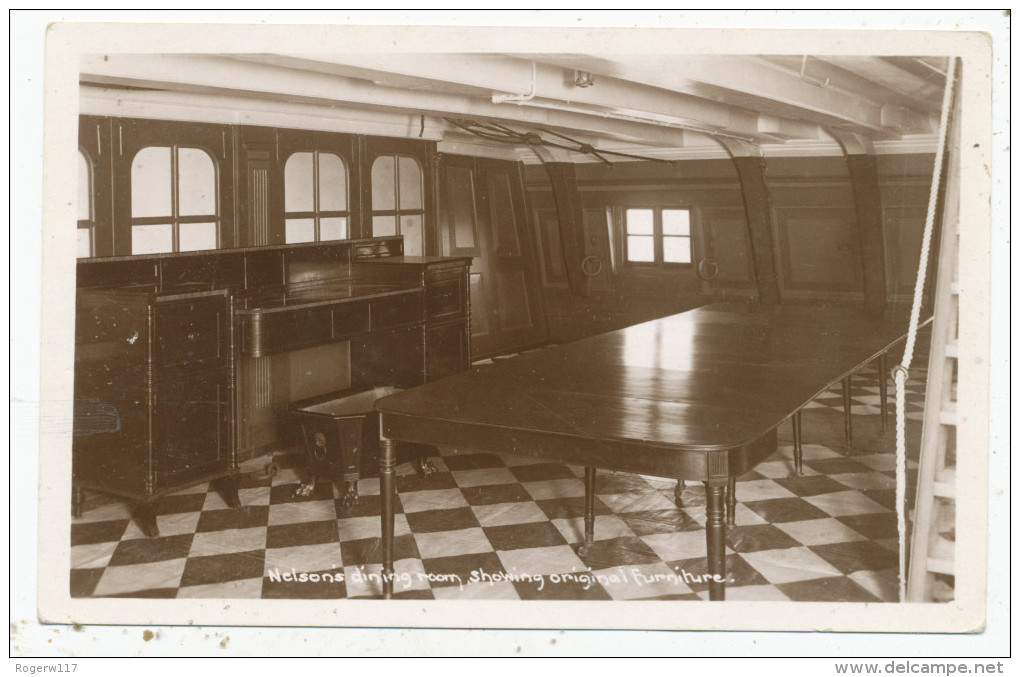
[415,456,438,476]
[292,477,317,498]
[340,481,360,515]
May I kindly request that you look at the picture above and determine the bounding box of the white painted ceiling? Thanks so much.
[79,52,950,162]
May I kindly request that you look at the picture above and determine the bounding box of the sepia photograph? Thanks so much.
[13,9,1008,659]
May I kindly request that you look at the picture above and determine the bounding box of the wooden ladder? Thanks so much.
[906,79,961,602]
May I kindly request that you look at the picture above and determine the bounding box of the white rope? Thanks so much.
[896,57,957,602]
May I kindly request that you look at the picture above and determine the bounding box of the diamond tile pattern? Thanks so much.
[69,356,928,602]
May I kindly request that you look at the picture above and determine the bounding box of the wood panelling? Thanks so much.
[774,207,863,293]
[700,208,756,291]
[845,153,888,313]
[439,154,546,357]
[236,125,281,247]
[542,163,589,295]
[532,207,568,289]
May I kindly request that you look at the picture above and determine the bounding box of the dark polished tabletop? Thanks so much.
[376,301,913,454]
[374,300,918,600]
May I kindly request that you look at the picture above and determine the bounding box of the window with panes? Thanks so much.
[129,146,219,255]
[283,151,350,244]
[370,155,424,256]
[623,207,693,266]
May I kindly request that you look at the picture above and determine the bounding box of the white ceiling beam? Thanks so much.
[537,54,904,139]
[880,104,936,136]
[230,54,764,140]
[79,54,695,149]
[815,56,944,104]
[756,115,820,141]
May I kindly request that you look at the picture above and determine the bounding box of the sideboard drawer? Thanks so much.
[371,293,423,331]
[425,274,466,322]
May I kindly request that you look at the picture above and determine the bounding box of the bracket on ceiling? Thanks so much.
[492,62,537,105]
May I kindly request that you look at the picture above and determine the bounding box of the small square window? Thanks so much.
[623,208,693,267]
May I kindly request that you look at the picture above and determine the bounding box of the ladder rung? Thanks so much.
[940,403,957,426]
[927,536,955,575]
[933,467,956,499]
[944,342,958,358]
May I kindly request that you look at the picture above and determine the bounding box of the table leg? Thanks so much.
[726,476,737,527]
[843,375,854,455]
[578,466,596,557]
[791,410,804,476]
[380,436,396,599]
[213,475,242,508]
[705,483,727,601]
[878,353,889,431]
[673,479,685,507]
[135,503,159,539]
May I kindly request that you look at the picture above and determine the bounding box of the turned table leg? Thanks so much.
[380,437,397,599]
[578,466,596,556]
[791,410,804,476]
[878,352,889,431]
[705,482,727,601]
[726,476,737,527]
[843,375,854,455]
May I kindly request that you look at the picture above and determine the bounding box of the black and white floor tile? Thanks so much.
[70,357,929,602]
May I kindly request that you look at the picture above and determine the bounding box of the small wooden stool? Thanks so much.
[291,386,400,513]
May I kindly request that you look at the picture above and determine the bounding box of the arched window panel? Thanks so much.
[177,148,217,216]
[371,157,396,211]
[398,156,423,210]
[131,147,172,219]
[129,145,219,255]
[284,152,315,213]
[78,151,91,222]
[318,153,347,212]
[77,150,93,258]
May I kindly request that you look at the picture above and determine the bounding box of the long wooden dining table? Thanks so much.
[374,301,916,600]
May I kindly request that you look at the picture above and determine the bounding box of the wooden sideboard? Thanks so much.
[73,237,472,534]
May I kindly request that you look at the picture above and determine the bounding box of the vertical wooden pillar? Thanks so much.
[730,155,781,307]
[845,153,888,315]
[543,162,589,296]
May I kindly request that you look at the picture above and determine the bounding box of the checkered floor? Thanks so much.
[70,349,931,602]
